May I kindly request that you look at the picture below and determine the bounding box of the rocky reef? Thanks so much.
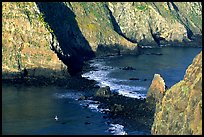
[150,51,202,135]
[2,2,202,76]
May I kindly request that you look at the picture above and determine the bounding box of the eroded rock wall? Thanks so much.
[151,51,202,135]
[107,2,202,47]
[2,2,64,77]
[2,2,202,76]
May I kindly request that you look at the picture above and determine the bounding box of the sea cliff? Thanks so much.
[2,2,202,76]
[150,51,202,135]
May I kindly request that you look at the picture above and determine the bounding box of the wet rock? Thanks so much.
[84,122,91,125]
[95,86,112,98]
[23,68,28,77]
[106,121,111,125]
[93,84,100,88]
[78,95,86,100]
[110,104,124,113]
[103,115,108,119]
[82,104,89,108]
[121,66,136,70]
[129,77,140,80]
[145,53,163,55]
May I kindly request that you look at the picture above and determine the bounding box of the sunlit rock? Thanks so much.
[146,74,166,108]
[151,51,202,135]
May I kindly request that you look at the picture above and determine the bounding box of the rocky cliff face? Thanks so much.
[2,2,202,76]
[151,51,202,135]
[2,2,64,78]
[107,2,202,47]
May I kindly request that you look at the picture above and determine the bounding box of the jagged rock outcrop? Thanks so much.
[151,51,202,135]
[2,2,202,76]
[146,74,166,109]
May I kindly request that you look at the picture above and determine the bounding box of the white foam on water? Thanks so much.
[82,59,112,81]
[79,99,110,113]
[88,103,100,111]
[117,90,146,99]
[82,59,147,99]
[108,124,128,135]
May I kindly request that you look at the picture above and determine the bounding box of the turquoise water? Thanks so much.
[2,47,202,135]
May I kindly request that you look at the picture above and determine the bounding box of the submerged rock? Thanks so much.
[78,95,87,100]
[129,77,140,80]
[151,51,202,135]
[84,122,91,125]
[121,66,136,70]
[145,53,163,56]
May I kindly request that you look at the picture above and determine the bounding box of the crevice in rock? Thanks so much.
[147,20,162,47]
[104,4,138,44]
[152,2,162,16]
[168,2,193,40]
[170,2,179,12]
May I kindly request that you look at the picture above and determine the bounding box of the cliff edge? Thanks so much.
[2,2,202,76]
[151,51,202,135]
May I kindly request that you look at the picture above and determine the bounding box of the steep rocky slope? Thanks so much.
[2,2,64,77]
[107,2,202,47]
[2,2,202,76]
[151,51,202,135]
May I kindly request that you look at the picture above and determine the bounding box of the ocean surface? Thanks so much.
[2,47,201,135]
[82,47,202,99]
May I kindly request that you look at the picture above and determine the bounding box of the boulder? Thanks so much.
[95,86,112,98]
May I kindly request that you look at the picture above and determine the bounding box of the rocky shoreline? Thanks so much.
[3,50,202,135]
[2,74,99,94]
[2,62,155,133]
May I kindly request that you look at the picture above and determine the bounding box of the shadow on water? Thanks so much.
[36,2,95,76]
[96,44,139,57]
[2,67,97,90]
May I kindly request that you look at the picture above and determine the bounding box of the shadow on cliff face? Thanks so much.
[36,2,95,76]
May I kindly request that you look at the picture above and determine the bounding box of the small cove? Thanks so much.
[83,47,202,98]
[2,46,202,135]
